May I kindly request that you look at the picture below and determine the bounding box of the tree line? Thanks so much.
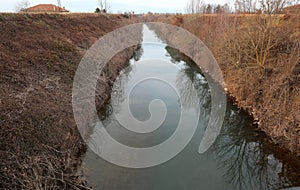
[185,0,300,14]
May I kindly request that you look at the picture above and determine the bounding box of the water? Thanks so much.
[82,25,300,190]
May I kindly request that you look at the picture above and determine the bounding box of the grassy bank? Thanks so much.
[147,13,300,156]
[1,12,299,188]
[0,13,136,189]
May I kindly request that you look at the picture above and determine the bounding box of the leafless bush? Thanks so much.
[179,12,299,154]
[15,0,30,12]
[222,14,296,74]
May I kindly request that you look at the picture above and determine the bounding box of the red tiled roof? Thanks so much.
[26,4,69,12]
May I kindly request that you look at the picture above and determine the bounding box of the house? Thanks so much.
[283,4,300,14]
[25,4,69,13]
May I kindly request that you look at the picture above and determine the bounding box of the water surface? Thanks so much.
[82,24,300,190]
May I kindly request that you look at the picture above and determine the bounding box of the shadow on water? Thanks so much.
[165,44,300,190]
[166,33,300,189]
[82,24,300,190]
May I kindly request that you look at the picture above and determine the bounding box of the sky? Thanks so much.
[0,0,229,13]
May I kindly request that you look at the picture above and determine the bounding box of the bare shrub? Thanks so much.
[15,0,30,12]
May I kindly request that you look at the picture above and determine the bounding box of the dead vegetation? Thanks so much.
[146,12,300,156]
[0,13,134,189]
[0,10,298,188]
[217,14,300,155]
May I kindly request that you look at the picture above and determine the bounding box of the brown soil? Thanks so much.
[0,13,137,189]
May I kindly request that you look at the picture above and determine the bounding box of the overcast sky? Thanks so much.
[0,0,230,13]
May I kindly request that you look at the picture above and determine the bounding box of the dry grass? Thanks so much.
[147,13,300,156]
[0,13,134,189]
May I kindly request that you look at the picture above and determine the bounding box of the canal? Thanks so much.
[81,24,300,190]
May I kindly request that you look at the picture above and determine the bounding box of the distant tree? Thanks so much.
[185,0,235,14]
[98,0,111,13]
[185,0,206,14]
[234,0,294,14]
[214,4,224,13]
[242,0,258,13]
[205,4,212,14]
[259,0,290,14]
[293,0,300,5]
[15,0,30,12]
[234,0,257,13]
[185,0,195,13]
[95,7,100,13]
[223,3,232,13]
[234,0,243,13]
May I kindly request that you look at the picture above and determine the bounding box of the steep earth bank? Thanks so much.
[0,13,137,189]
[146,14,300,157]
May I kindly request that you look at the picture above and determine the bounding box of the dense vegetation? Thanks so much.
[147,12,300,156]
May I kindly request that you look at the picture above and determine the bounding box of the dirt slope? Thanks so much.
[0,13,135,189]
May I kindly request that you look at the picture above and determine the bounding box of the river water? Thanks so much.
[82,24,300,190]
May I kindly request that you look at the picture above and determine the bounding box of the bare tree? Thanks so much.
[186,0,234,14]
[98,0,111,13]
[214,4,224,14]
[259,0,290,14]
[234,0,294,14]
[234,0,258,13]
[223,3,232,13]
[205,4,213,14]
[15,0,30,12]
[185,0,195,14]
[185,0,206,14]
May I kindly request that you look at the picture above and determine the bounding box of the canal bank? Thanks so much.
[1,12,299,189]
[82,24,300,190]
[0,13,138,189]
[146,13,300,157]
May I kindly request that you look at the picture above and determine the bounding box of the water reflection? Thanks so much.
[83,25,299,190]
[165,45,298,190]
[211,106,289,190]
[169,47,211,116]
[132,44,143,62]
